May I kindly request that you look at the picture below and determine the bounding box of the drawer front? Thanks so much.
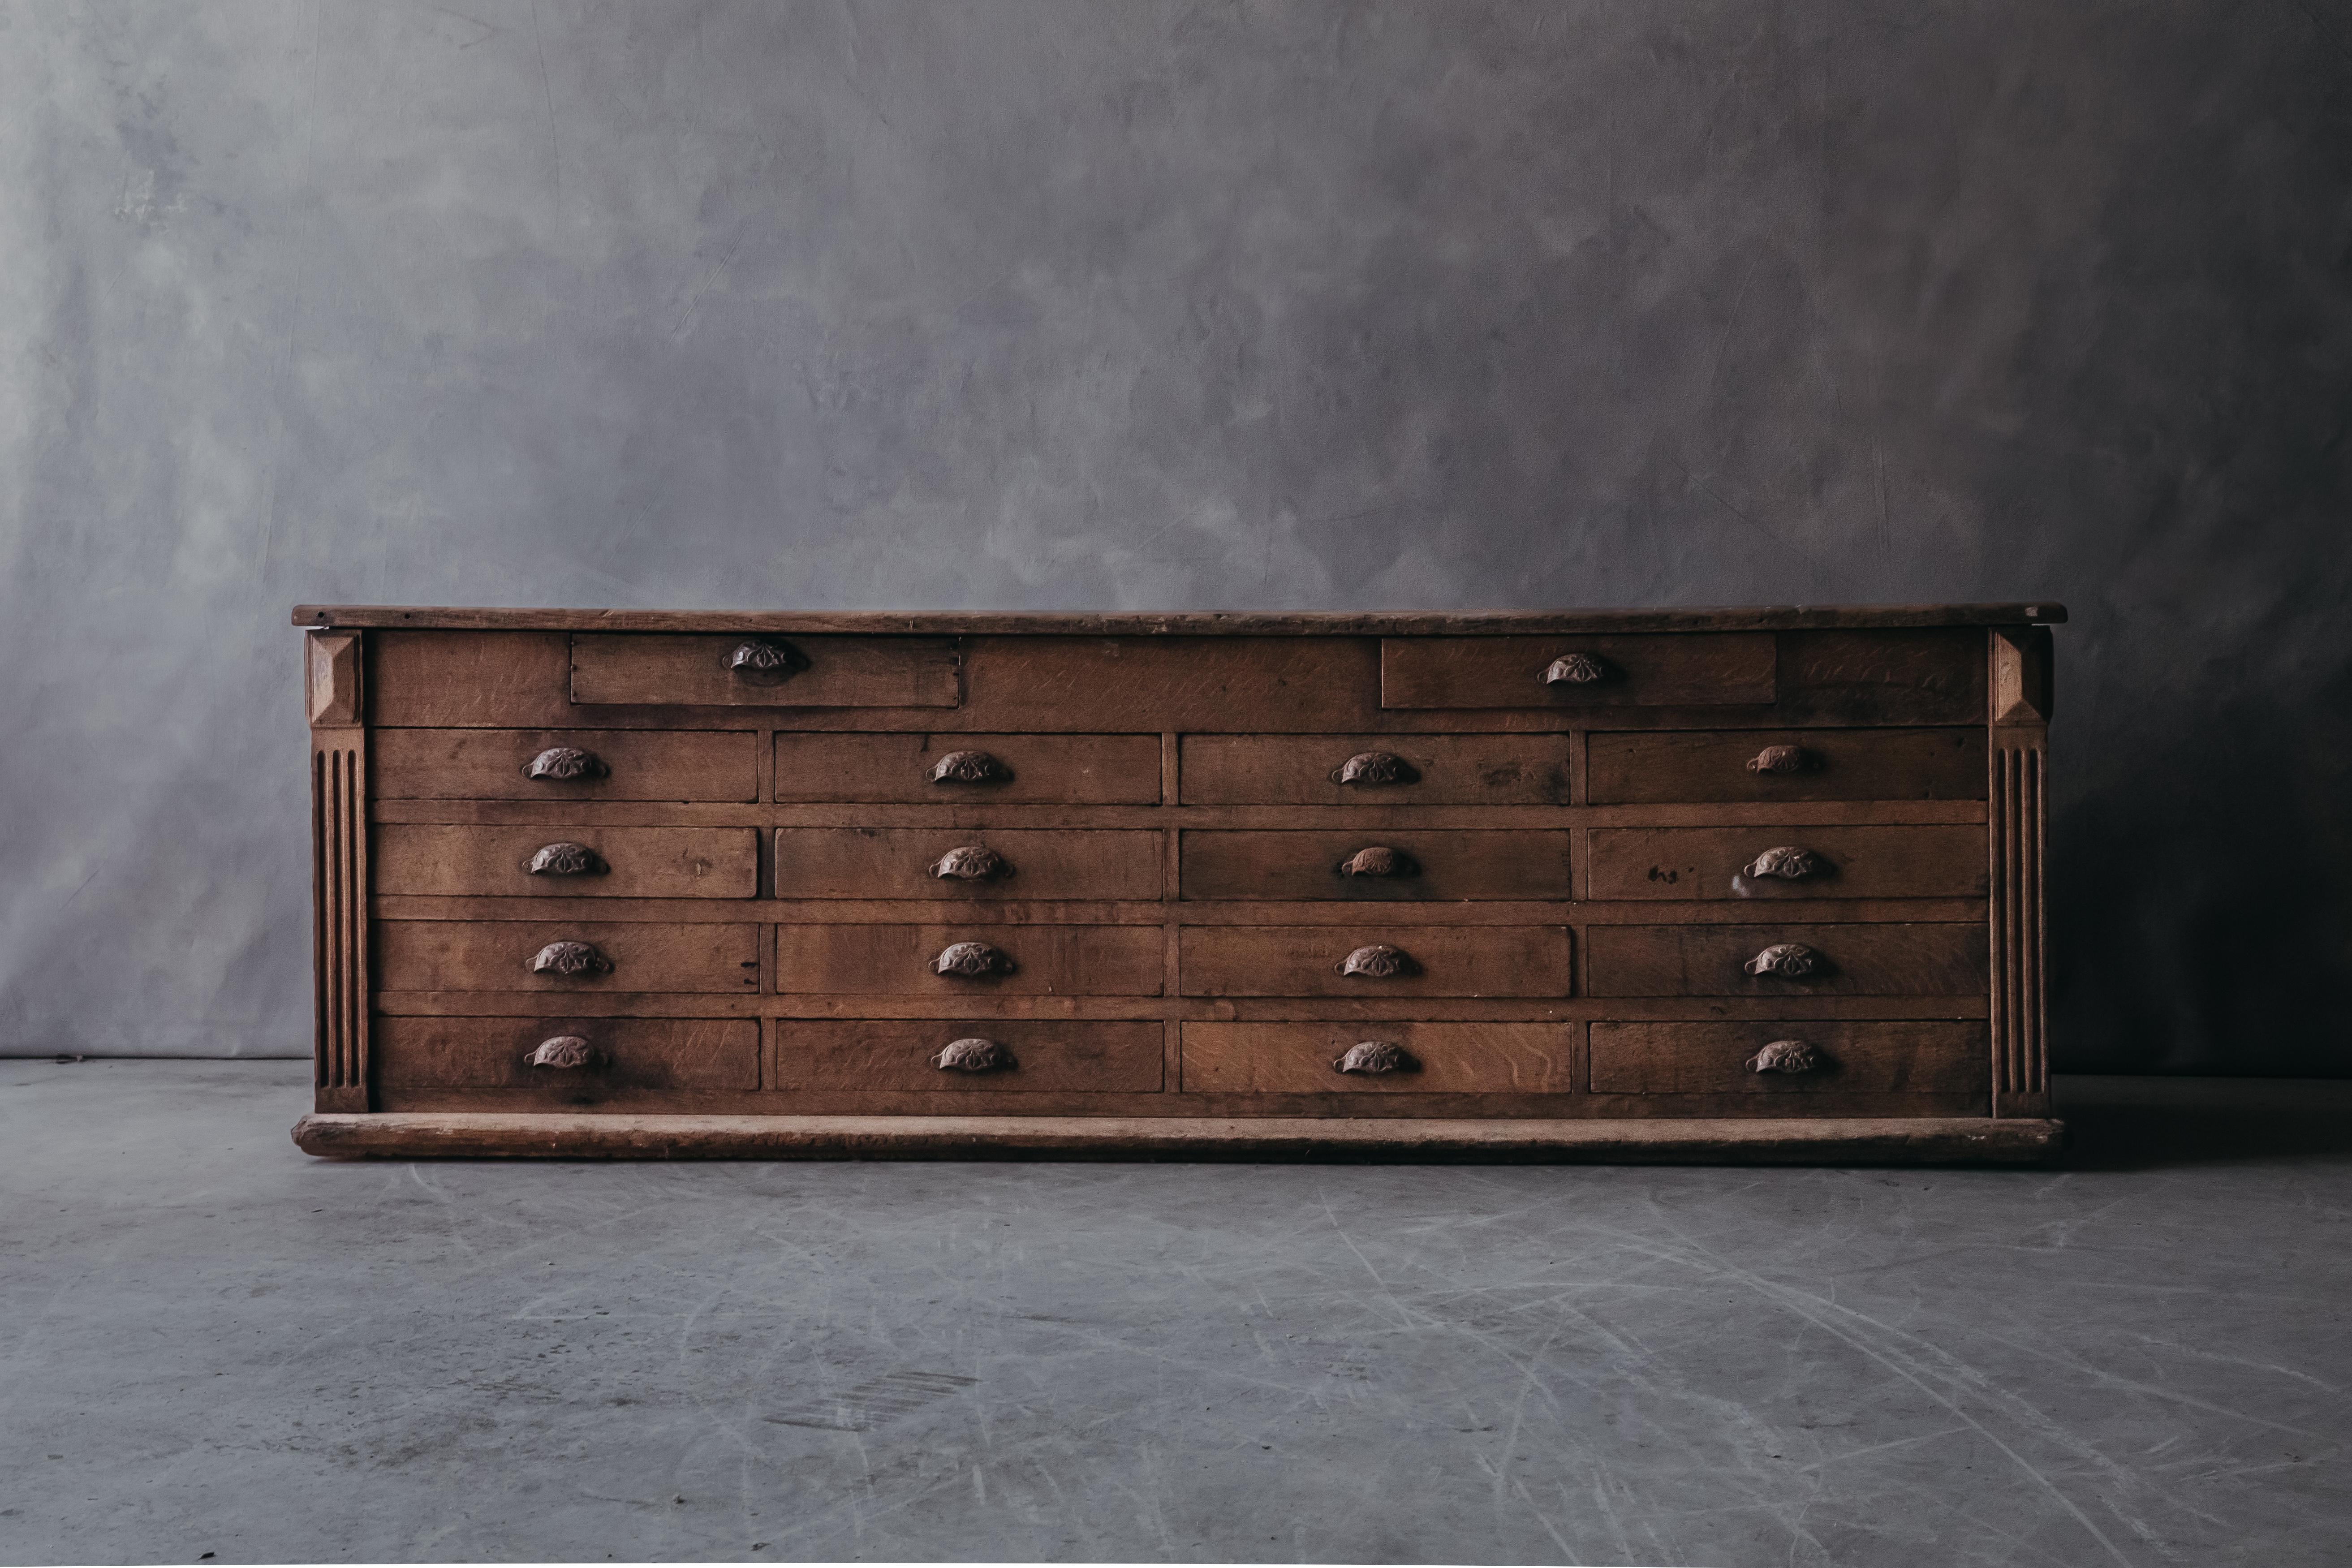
[1587,728,1986,804]
[1179,926,1571,998]
[1181,1022,1576,1094]
[776,923,1164,995]
[1588,1021,1984,1094]
[375,1016,759,1089]
[373,728,758,801]
[1586,923,1986,997]
[1180,734,1571,805]
[572,633,959,707]
[1381,634,1775,709]
[775,828,1163,900]
[775,733,1161,804]
[375,825,761,898]
[1180,830,1573,901]
[771,1020,1163,1092]
[1587,825,1986,900]
[376,920,762,993]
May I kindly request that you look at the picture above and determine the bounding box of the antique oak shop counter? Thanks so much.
[290,604,2063,1163]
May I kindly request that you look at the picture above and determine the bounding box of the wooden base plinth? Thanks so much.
[293,1112,2065,1165]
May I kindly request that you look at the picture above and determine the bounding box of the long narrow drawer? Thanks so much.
[1180,830,1573,900]
[1179,926,1571,997]
[771,1020,1163,1092]
[375,1017,759,1089]
[572,633,960,707]
[775,733,1160,803]
[1586,923,1986,997]
[1381,634,1775,709]
[372,729,758,801]
[1179,734,1572,805]
[375,825,760,898]
[1588,728,1986,803]
[1588,1021,1985,1094]
[776,923,1164,995]
[775,828,1163,900]
[1181,1022,1577,1094]
[1586,825,1986,900]
[375,920,761,993]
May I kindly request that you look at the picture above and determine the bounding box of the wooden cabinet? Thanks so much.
[296,605,2063,1163]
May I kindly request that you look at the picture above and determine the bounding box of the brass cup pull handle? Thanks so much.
[1337,943,1418,979]
[528,1034,599,1069]
[933,1036,1016,1073]
[527,841,606,877]
[523,746,606,781]
[928,845,1011,882]
[1747,744,1813,775]
[933,941,1016,978]
[1331,750,1420,787]
[728,638,809,683]
[930,750,1012,785]
[1747,1039,1823,1075]
[1744,942,1824,978]
[1744,845,1826,881]
[1337,846,1417,879]
[1333,1040,1419,1075]
[1542,652,1611,686]
[530,940,613,977]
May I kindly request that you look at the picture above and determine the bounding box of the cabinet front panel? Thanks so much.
[1586,923,1986,997]
[1179,925,1571,997]
[573,633,960,707]
[771,1020,1163,1092]
[1180,733,1572,805]
[374,728,758,801]
[375,1016,759,1089]
[377,919,761,993]
[1180,830,1574,901]
[774,732,1161,803]
[1381,634,1775,709]
[1587,825,1986,901]
[1589,1020,1985,1096]
[1181,1021,1577,1094]
[775,828,1164,900]
[375,825,761,898]
[1588,728,1985,804]
[777,922,1164,995]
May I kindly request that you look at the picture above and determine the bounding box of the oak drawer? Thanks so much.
[775,732,1160,803]
[1381,634,1774,709]
[1588,1021,1984,1094]
[371,728,758,801]
[375,1016,759,1089]
[1181,1022,1576,1094]
[1586,824,1986,900]
[775,828,1163,900]
[1585,923,1986,997]
[771,1020,1163,1092]
[1179,926,1571,997]
[375,825,760,898]
[1180,830,1573,900]
[571,633,959,707]
[776,923,1164,995]
[1179,734,1572,805]
[376,920,762,993]
[1587,728,1984,803]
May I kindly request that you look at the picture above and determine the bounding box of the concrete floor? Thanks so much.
[1,1064,2346,1568]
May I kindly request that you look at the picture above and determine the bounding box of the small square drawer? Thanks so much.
[374,1017,759,1090]
[1586,825,1986,900]
[1381,634,1774,709]
[373,729,758,801]
[375,920,761,993]
[775,733,1161,803]
[1180,830,1573,900]
[1180,1022,1577,1093]
[1179,734,1572,804]
[1588,1021,1984,1095]
[1587,728,1984,803]
[771,1020,1163,1092]
[1585,923,1986,997]
[774,828,1164,900]
[1179,925,1571,997]
[776,923,1164,995]
[374,825,760,898]
[572,633,959,707]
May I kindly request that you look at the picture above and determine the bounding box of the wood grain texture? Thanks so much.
[1588,1020,1986,1095]
[375,919,761,993]
[573,633,960,708]
[1180,830,1574,901]
[1586,728,1985,803]
[1381,634,1775,708]
[302,605,2068,633]
[1585,923,1987,997]
[774,732,1161,803]
[961,638,1382,731]
[374,1016,759,1091]
[775,827,1164,901]
[375,824,760,898]
[771,1019,1163,1093]
[1179,925,1572,998]
[306,629,363,727]
[1776,629,1986,724]
[775,922,1165,996]
[368,629,577,727]
[1587,824,1986,900]
[311,728,370,1112]
[1181,1021,1576,1093]
[372,728,758,801]
[1179,733,1572,805]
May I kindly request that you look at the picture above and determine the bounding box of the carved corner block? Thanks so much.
[307,629,364,727]
[1990,625,2052,726]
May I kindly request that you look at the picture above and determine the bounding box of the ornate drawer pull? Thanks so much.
[1331,750,1419,787]
[523,745,606,781]
[527,1034,599,1069]
[1747,1039,1823,1074]
[929,845,1011,881]
[1337,845,1417,878]
[1541,652,1610,686]
[933,1036,1016,1073]
[1747,744,1814,775]
[728,638,809,681]
[930,750,1012,785]
[1337,943,1418,979]
[530,940,613,977]
[527,841,606,877]
[1333,1039,1419,1075]
[1744,845,1826,880]
[933,941,1016,977]
[1744,942,1823,978]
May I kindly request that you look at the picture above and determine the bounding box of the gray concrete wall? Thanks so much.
[2,0,2346,1070]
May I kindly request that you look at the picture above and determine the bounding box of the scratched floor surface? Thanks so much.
[0,1062,2345,1567]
